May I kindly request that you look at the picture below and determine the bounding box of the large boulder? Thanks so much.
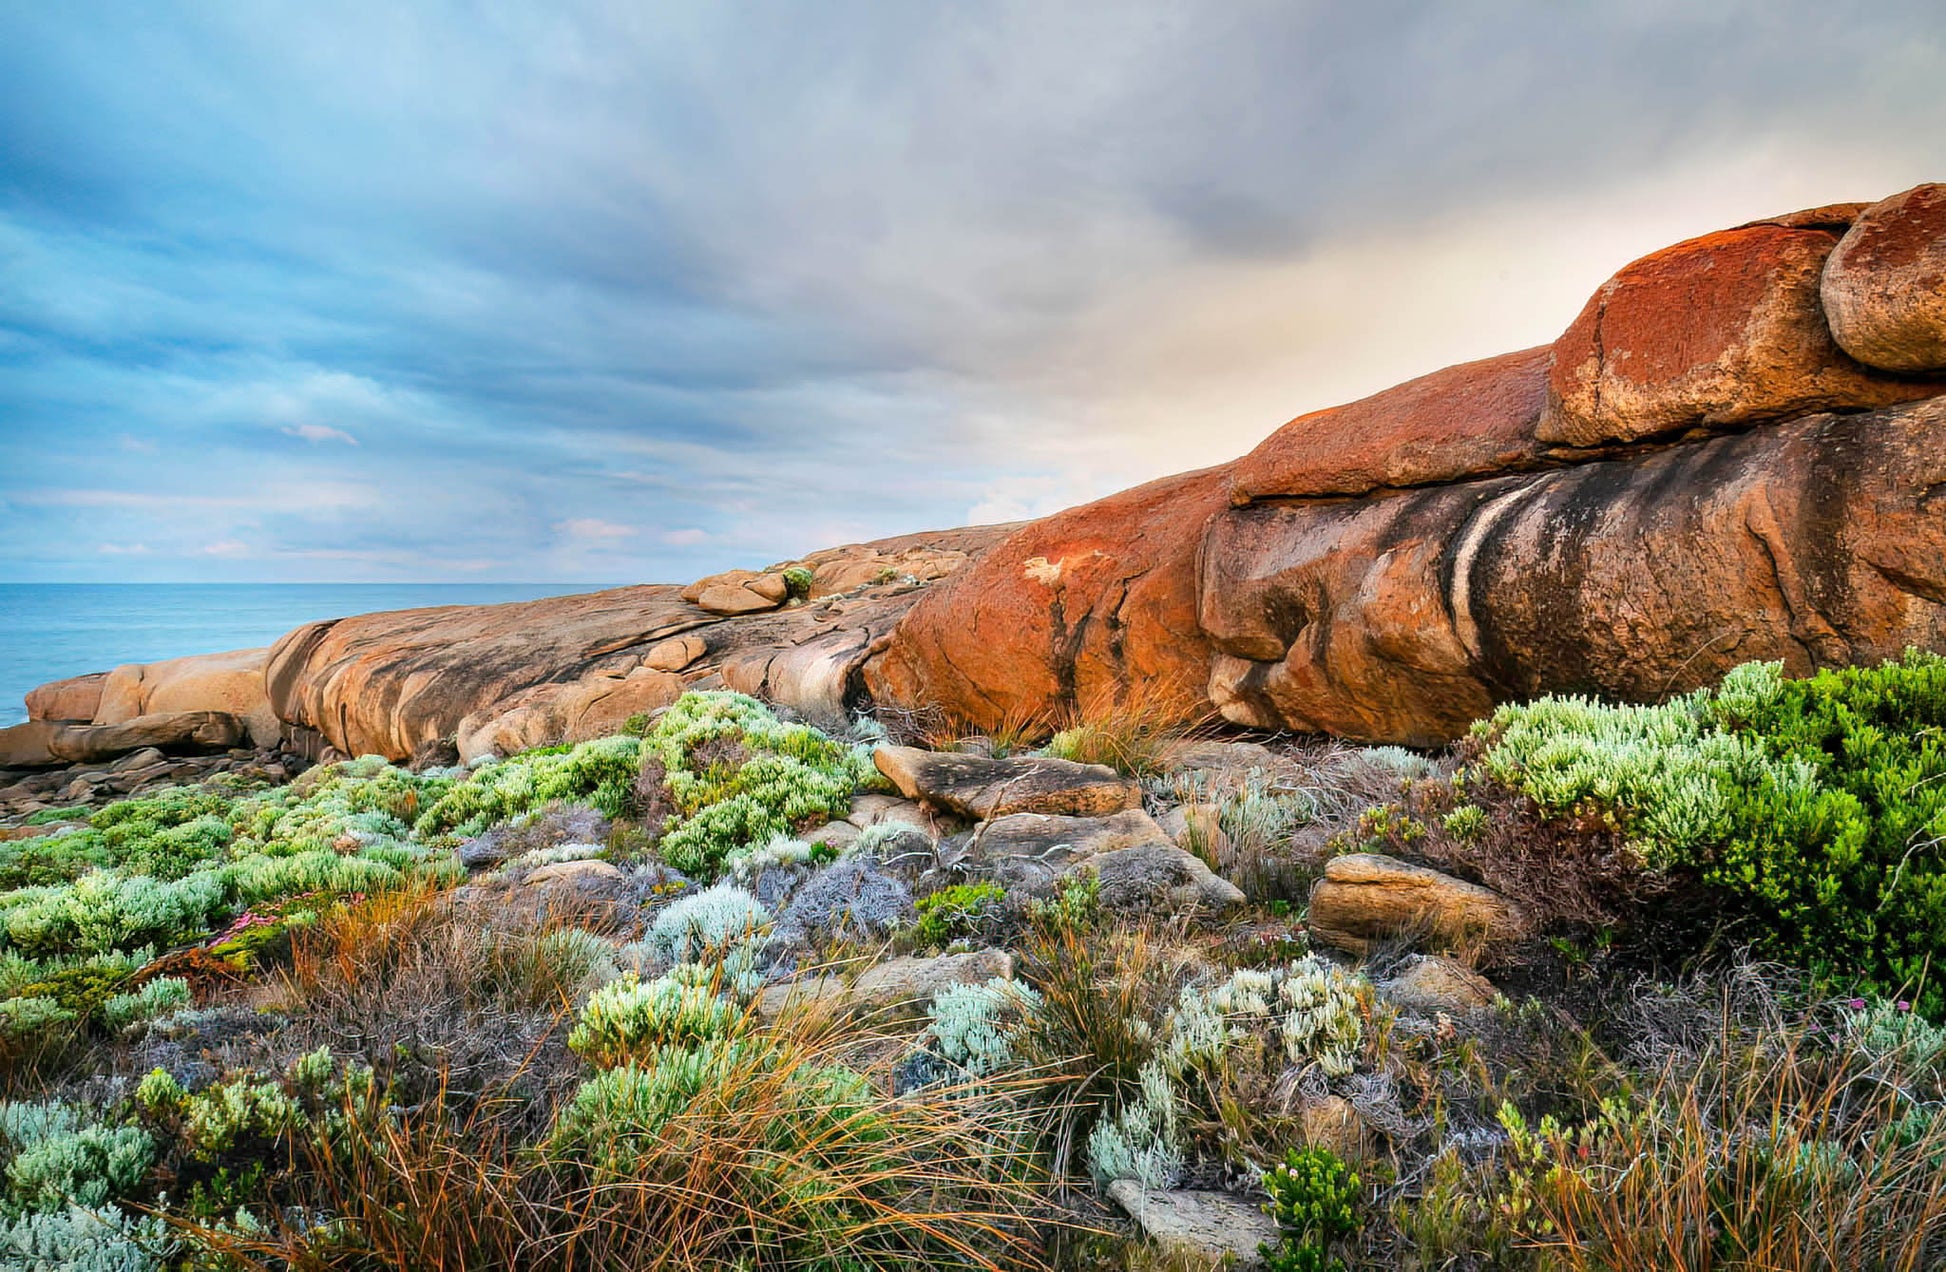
[1202,399,1946,742]
[46,711,246,765]
[856,187,1946,746]
[264,527,1010,759]
[24,672,106,723]
[865,465,1231,732]
[1538,223,1933,447]
[1822,183,1946,373]
[0,722,60,768]
[1230,345,1552,501]
[92,649,277,748]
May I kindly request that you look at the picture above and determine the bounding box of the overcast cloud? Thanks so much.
[3,1,1943,581]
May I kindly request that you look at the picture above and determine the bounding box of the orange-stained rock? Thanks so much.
[1539,224,1937,447]
[92,648,277,748]
[1203,398,1946,743]
[865,465,1231,731]
[1822,182,1946,373]
[24,672,106,723]
[1229,346,1551,503]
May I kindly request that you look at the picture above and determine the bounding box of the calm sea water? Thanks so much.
[0,583,612,727]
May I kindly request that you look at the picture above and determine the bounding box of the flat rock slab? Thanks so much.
[1308,853,1528,954]
[1106,1181,1278,1270]
[757,948,1013,1020]
[875,745,1142,819]
[48,711,245,765]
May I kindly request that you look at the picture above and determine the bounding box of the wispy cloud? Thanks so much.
[283,423,358,445]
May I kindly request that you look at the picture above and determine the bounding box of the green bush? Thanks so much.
[1259,1146,1360,1272]
[911,883,1006,949]
[413,736,640,838]
[641,692,878,876]
[567,973,744,1067]
[1477,651,1946,1011]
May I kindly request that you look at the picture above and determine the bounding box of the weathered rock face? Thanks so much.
[47,711,246,764]
[1205,401,1946,742]
[1822,183,1946,373]
[864,465,1230,732]
[1539,223,1933,447]
[867,184,1946,744]
[258,527,1010,759]
[93,649,277,748]
[1230,345,1553,501]
[24,672,106,724]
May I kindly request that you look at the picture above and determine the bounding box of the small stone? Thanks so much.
[803,820,861,851]
[1378,953,1500,1014]
[1299,1095,1368,1159]
[1307,854,1529,954]
[643,634,709,672]
[1105,1181,1280,1270]
[107,747,167,773]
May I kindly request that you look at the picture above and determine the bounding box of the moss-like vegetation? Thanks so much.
[639,691,881,876]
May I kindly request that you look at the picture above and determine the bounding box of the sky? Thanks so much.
[2,2,1944,584]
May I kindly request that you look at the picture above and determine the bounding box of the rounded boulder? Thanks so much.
[1822,182,1946,373]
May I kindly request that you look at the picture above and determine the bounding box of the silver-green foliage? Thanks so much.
[925,978,1042,1077]
[568,972,743,1066]
[415,736,642,838]
[0,1205,169,1272]
[642,692,879,876]
[0,1101,154,1216]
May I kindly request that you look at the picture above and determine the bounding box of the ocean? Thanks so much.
[0,583,612,728]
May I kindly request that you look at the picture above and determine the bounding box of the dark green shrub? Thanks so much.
[911,883,1006,949]
[1259,1145,1360,1272]
[1476,651,1946,1011]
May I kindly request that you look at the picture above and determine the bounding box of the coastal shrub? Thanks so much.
[1258,1146,1361,1272]
[775,857,914,946]
[0,759,463,966]
[98,978,190,1034]
[3,1118,155,1215]
[567,973,743,1066]
[1476,651,1946,1009]
[646,881,772,965]
[535,1023,1045,1272]
[1085,1058,1184,1188]
[926,977,1042,1077]
[911,882,1006,949]
[0,830,110,890]
[641,691,878,876]
[0,1205,170,1272]
[414,736,641,838]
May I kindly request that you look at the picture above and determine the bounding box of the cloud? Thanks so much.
[0,2,1943,583]
[556,517,635,540]
[282,423,358,445]
[200,539,251,558]
[96,542,151,555]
